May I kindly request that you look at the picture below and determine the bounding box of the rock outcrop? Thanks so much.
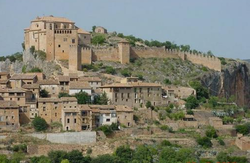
[201,62,250,107]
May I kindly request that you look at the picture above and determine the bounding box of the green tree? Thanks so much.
[9,152,25,163]
[30,46,35,54]
[22,42,25,51]
[40,89,49,98]
[146,101,152,109]
[67,150,91,163]
[48,150,67,163]
[91,35,105,45]
[61,159,70,163]
[189,81,209,101]
[216,152,229,162]
[197,136,212,148]
[115,146,134,163]
[236,123,250,135]
[105,66,116,74]
[163,78,171,85]
[222,116,234,124]
[29,67,42,72]
[205,126,218,138]
[208,96,218,108]
[185,96,199,109]
[91,154,120,163]
[159,147,177,163]
[94,92,108,105]
[121,68,132,77]
[58,92,71,98]
[176,148,197,163]
[92,26,96,32]
[75,91,91,104]
[133,145,153,163]
[0,154,9,163]
[32,116,48,132]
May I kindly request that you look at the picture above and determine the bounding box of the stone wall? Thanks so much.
[27,131,96,144]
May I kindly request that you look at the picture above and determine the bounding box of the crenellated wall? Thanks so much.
[130,47,179,59]
[73,43,221,71]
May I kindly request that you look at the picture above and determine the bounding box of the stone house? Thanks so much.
[79,105,92,130]
[58,76,70,93]
[22,84,40,99]
[116,105,134,127]
[78,76,102,90]
[37,98,62,124]
[25,72,46,81]
[10,74,38,88]
[100,79,163,108]
[94,26,107,34]
[69,81,92,95]
[163,85,196,99]
[0,101,20,130]
[38,80,59,97]
[0,72,10,89]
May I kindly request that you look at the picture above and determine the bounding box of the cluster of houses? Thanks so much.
[0,71,197,132]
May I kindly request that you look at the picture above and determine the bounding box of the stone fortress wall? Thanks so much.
[70,42,221,72]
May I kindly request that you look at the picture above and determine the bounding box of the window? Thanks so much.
[58,45,61,48]
[17,98,20,101]
[106,119,110,122]
[62,50,64,53]
[67,119,70,123]
[55,25,58,28]
[50,23,52,30]
[74,118,76,123]
[43,107,46,111]
[64,25,66,29]
[63,38,67,42]
[72,39,75,43]
[55,113,57,117]
[36,24,39,27]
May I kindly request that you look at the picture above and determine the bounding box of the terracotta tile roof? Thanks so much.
[0,88,26,93]
[115,105,133,112]
[0,101,18,108]
[0,80,9,84]
[69,73,78,78]
[69,81,91,89]
[79,77,102,82]
[32,16,74,23]
[0,72,9,75]
[60,97,77,102]
[77,28,90,35]
[101,82,161,88]
[91,109,100,113]
[38,80,59,85]
[10,74,37,80]
[89,105,115,110]
[58,76,70,82]
[22,84,40,89]
[79,105,91,111]
[38,98,60,102]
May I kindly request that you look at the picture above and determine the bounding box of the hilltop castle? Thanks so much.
[24,16,221,72]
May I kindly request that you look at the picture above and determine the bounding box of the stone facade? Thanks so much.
[95,26,107,34]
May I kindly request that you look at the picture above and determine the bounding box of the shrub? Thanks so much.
[120,68,132,77]
[75,91,91,104]
[30,46,35,54]
[58,92,71,98]
[236,123,250,135]
[40,89,49,98]
[222,116,234,124]
[197,136,212,148]
[32,116,48,132]
[86,147,92,155]
[218,138,225,146]
[105,66,116,74]
[29,67,42,72]
[160,125,169,131]
[205,126,218,138]
[186,109,194,115]
[185,96,199,109]
[12,144,27,153]
[91,35,105,45]
[164,78,172,85]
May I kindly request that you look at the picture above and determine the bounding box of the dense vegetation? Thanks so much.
[0,52,23,62]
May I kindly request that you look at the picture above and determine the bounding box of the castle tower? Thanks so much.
[118,41,130,64]
[46,22,55,61]
[69,45,81,71]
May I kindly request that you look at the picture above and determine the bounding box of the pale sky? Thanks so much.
[0,0,249,59]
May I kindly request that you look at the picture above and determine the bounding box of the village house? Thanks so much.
[90,105,117,126]
[10,74,38,88]
[69,81,92,95]
[24,15,91,61]
[116,105,134,127]
[0,101,20,130]
[58,76,70,93]
[0,72,10,89]
[37,98,62,124]
[38,80,59,97]
[69,73,78,81]
[78,76,102,90]
[22,84,40,99]
[100,78,163,108]
[25,72,46,81]
[163,85,196,99]
[94,26,107,34]
[79,105,92,130]
[62,106,79,131]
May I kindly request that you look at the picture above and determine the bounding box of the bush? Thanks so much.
[197,136,212,148]
[91,35,106,45]
[218,138,225,146]
[105,66,116,74]
[185,96,199,109]
[236,123,250,135]
[30,46,35,54]
[40,89,49,98]
[58,92,71,98]
[12,144,27,153]
[32,116,48,132]
[97,123,119,136]
[120,68,132,77]
[205,126,218,138]
[29,67,42,72]
[222,116,234,124]
[164,78,172,85]
[36,50,46,60]
[75,91,91,104]
[160,125,169,131]
[186,109,194,115]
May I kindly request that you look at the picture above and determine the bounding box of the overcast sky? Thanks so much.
[0,0,249,59]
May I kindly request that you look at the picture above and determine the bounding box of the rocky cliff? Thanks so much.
[201,61,250,107]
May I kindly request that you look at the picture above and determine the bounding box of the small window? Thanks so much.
[58,45,61,48]
[63,38,67,42]
[62,50,64,53]
[106,119,110,122]
[55,113,57,117]
[50,23,52,30]
[74,119,76,123]
[67,119,70,123]
[72,39,75,44]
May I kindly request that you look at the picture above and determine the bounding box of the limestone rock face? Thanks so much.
[201,62,250,107]
[0,50,62,77]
